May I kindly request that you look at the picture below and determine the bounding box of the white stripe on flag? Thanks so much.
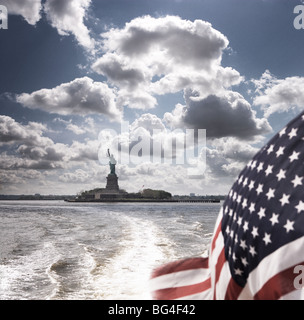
[215,261,231,300]
[243,235,304,297]
[149,267,210,292]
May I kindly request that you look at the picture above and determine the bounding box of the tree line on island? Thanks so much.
[79,188,172,200]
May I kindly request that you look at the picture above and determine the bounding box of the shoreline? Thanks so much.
[64,198,221,203]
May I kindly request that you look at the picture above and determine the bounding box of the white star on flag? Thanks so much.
[296,201,304,214]
[276,146,285,157]
[276,169,286,181]
[289,151,300,162]
[292,175,303,188]
[279,193,290,206]
[284,220,295,233]
[270,213,279,226]
[263,233,272,245]
[288,128,297,139]
[266,188,275,200]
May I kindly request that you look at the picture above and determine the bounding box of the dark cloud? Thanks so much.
[92,53,146,90]
[17,145,66,162]
[165,91,272,139]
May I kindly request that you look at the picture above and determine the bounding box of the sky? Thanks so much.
[1,0,304,196]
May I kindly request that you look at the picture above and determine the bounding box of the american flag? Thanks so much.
[150,111,304,300]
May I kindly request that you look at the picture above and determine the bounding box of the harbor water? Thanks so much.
[0,200,221,300]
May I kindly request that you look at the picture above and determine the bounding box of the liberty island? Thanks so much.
[67,149,173,202]
[66,149,219,203]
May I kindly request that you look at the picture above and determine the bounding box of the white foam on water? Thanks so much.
[85,216,177,300]
[45,259,65,300]
[0,241,62,300]
[0,202,220,300]
[57,243,101,300]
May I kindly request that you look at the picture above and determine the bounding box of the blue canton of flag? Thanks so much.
[151,111,304,300]
[222,111,304,297]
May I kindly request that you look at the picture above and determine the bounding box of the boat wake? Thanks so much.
[85,216,177,300]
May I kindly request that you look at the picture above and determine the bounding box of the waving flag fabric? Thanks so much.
[150,111,304,300]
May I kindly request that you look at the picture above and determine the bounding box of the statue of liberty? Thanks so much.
[107,149,117,175]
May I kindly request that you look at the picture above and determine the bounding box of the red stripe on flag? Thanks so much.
[225,277,243,300]
[151,257,209,278]
[152,278,212,300]
[211,221,222,252]
[213,248,226,299]
[215,248,226,283]
[254,262,304,300]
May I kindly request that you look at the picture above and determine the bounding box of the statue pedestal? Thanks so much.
[106,173,119,191]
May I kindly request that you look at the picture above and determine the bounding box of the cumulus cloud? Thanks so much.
[92,53,146,90]
[57,162,108,188]
[211,137,258,163]
[0,115,70,171]
[130,113,166,134]
[59,168,91,183]
[207,137,259,177]
[0,116,108,192]
[179,136,260,189]
[116,89,157,110]
[0,168,45,191]
[164,90,272,139]
[253,70,304,117]
[2,0,42,25]
[251,69,277,95]
[2,0,94,50]
[17,144,67,162]
[0,115,104,175]
[44,0,94,50]
[0,115,48,146]
[69,139,100,161]
[101,15,228,68]
[92,15,241,109]
[0,150,66,171]
[16,77,121,120]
